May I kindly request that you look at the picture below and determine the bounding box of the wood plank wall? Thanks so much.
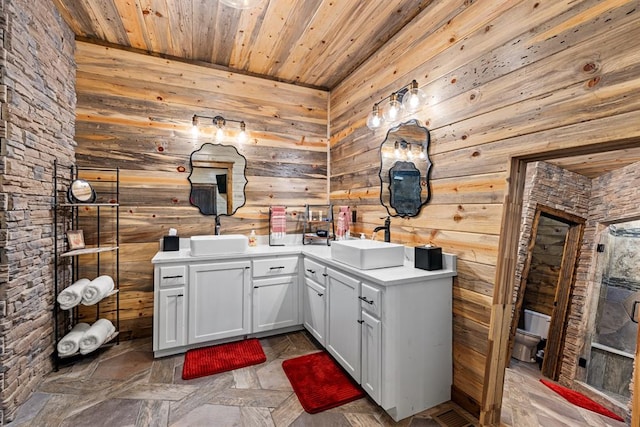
[328,0,640,420]
[74,40,329,339]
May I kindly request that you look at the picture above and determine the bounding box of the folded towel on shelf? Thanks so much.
[57,322,91,356]
[81,275,115,306]
[79,318,116,355]
[57,278,90,310]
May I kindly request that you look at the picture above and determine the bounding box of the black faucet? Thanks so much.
[214,215,221,235]
[373,216,391,242]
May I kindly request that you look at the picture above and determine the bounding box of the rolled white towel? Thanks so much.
[57,279,90,310]
[79,319,115,355]
[81,275,114,305]
[57,322,91,356]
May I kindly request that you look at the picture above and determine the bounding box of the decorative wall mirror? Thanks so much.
[188,143,247,216]
[67,179,96,203]
[379,119,432,217]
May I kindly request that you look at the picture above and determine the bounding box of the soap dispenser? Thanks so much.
[249,230,257,247]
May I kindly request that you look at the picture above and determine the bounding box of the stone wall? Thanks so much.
[0,0,76,422]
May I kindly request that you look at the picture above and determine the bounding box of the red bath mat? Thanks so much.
[282,351,365,414]
[540,379,624,422]
[182,338,266,380]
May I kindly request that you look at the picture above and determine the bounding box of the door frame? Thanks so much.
[507,204,585,380]
[481,143,640,426]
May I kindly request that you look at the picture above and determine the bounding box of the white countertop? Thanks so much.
[151,242,456,287]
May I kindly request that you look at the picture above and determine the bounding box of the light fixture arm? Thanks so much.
[366,79,426,130]
[191,114,249,142]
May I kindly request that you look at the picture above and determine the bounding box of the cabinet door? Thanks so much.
[361,310,382,404]
[157,287,186,350]
[189,261,251,343]
[326,268,361,381]
[253,275,299,332]
[303,277,326,345]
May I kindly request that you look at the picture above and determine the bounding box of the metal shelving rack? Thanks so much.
[302,204,334,245]
[53,160,120,369]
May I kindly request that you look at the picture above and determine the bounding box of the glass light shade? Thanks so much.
[383,93,403,122]
[402,82,427,113]
[216,126,225,140]
[220,0,262,9]
[366,105,383,130]
[237,122,248,143]
[191,115,199,136]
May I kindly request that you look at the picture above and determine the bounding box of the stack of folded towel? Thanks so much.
[81,275,114,306]
[80,319,116,355]
[56,275,115,309]
[56,319,116,357]
[57,278,91,310]
[57,322,91,356]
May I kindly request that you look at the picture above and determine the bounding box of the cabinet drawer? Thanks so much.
[159,265,187,287]
[303,258,326,283]
[253,256,299,277]
[360,282,382,317]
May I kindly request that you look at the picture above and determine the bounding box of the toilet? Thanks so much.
[513,309,551,363]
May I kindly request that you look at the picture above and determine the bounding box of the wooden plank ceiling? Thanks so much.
[52,0,640,177]
[51,0,432,90]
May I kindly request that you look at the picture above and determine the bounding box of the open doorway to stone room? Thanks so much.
[497,157,640,424]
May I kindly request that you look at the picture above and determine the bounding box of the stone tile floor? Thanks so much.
[501,359,630,427]
[6,331,632,426]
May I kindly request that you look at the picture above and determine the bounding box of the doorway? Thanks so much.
[509,205,585,380]
[482,145,640,426]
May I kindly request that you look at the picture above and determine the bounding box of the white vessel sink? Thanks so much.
[331,239,405,270]
[190,234,248,256]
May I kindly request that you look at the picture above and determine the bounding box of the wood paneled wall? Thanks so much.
[329,0,640,421]
[74,41,328,338]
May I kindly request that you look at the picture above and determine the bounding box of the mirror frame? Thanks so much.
[378,119,432,218]
[67,179,96,204]
[188,143,248,217]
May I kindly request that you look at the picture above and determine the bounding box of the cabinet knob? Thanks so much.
[162,275,183,279]
[359,296,374,305]
[306,268,315,274]
[177,294,184,297]
[269,266,285,270]
[357,320,364,324]
[317,292,324,297]
[322,273,328,277]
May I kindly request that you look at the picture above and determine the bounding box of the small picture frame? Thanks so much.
[66,230,85,250]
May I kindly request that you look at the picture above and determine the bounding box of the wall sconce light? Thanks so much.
[366,80,427,130]
[191,114,248,143]
[393,139,426,160]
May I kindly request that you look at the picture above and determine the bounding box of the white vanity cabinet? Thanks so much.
[312,257,453,422]
[252,256,299,333]
[154,264,187,351]
[302,258,327,345]
[152,246,454,422]
[189,260,251,344]
[326,267,361,380]
[360,282,383,404]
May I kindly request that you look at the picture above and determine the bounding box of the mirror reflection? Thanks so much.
[189,143,247,216]
[379,119,432,217]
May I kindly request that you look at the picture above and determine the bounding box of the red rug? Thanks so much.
[182,338,266,380]
[540,379,624,422]
[282,351,365,414]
